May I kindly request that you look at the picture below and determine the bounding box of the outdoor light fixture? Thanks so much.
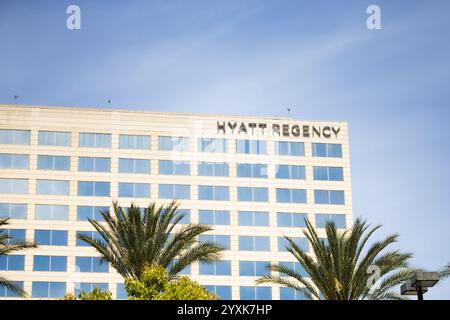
[401,271,439,300]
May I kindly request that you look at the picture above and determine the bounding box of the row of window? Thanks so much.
[0,129,343,157]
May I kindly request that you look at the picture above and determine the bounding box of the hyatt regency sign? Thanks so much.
[217,121,340,139]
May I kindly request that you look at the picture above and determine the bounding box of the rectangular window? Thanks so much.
[2,229,26,244]
[158,160,190,175]
[75,283,108,296]
[35,230,68,246]
[78,181,110,197]
[313,166,344,181]
[280,287,310,300]
[119,158,151,174]
[78,157,111,172]
[199,261,231,275]
[158,184,190,199]
[77,206,108,221]
[33,255,67,272]
[240,286,272,300]
[0,178,28,194]
[116,283,128,300]
[199,235,231,250]
[118,182,150,198]
[314,190,345,205]
[204,285,232,300]
[238,211,269,226]
[32,282,66,298]
[277,212,307,228]
[278,237,309,252]
[279,261,308,277]
[237,187,268,202]
[36,179,69,195]
[275,165,306,179]
[198,210,230,225]
[236,139,266,155]
[198,138,228,153]
[237,163,268,178]
[38,131,71,146]
[0,255,25,271]
[276,188,307,203]
[0,203,27,219]
[315,214,346,229]
[35,205,69,221]
[239,261,270,276]
[75,257,109,273]
[312,143,342,158]
[37,155,70,171]
[119,134,150,150]
[0,154,29,169]
[239,236,270,251]
[274,141,304,156]
[0,129,30,145]
[79,133,111,148]
[198,162,229,177]
[0,281,24,297]
[158,136,189,152]
[198,185,229,201]
[76,231,103,247]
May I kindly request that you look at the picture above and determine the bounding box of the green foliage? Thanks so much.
[257,218,414,300]
[125,264,218,300]
[61,288,113,300]
[439,263,450,280]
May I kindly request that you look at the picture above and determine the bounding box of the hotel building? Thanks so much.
[0,104,352,300]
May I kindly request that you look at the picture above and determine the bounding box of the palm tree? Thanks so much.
[77,200,224,279]
[257,218,414,300]
[439,263,450,280]
[0,218,37,297]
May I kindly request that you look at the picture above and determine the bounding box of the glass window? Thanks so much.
[199,261,231,275]
[0,281,24,297]
[116,283,128,300]
[313,166,344,181]
[0,129,30,145]
[78,181,110,197]
[37,155,70,171]
[76,257,109,273]
[158,136,189,151]
[32,282,66,298]
[119,158,150,174]
[198,210,230,225]
[238,211,269,226]
[0,178,28,194]
[158,160,190,175]
[119,182,150,198]
[198,138,228,153]
[158,184,190,199]
[119,134,150,150]
[35,230,68,246]
[77,206,108,221]
[75,231,104,247]
[274,141,304,156]
[79,133,111,148]
[314,190,345,205]
[240,286,272,300]
[38,131,71,146]
[198,185,229,201]
[3,229,26,244]
[199,234,231,250]
[239,261,270,276]
[312,143,342,158]
[0,203,27,219]
[78,157,111,172]
[204,285,231,300]
[278,237,309,252]
[236,139,266,154]
[35,205,69,221]
[239,236,270,251]
[277,212,307,227]
[279,261,308,278]
[199,162,229,177]
[0,154,29,169]
[75,283,108,296]
[315,214,346,229]
[237,163,268,178]
[36,180,69,195]
[275,165,306,179]
[0,255,25,271]
[276,188,307,203]
[237,187,268,202]
[280,287,311,300]
[33,255,67,272]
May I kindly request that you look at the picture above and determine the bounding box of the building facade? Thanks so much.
[0,104,352,300]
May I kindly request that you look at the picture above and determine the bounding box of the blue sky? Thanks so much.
[1,0,449,299]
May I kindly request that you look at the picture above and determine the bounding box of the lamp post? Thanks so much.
[401,271,439,300]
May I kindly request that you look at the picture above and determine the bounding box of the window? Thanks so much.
[312,143,342,158]
[76,257,109,273]
[78,181,110,197]
[33,255,67,272]
[237,163,268,178]
[0,129,30,145]
[279,261,308,278]
[0,281,23,297]
[199,261,231,275]
[35,205,69,221]
[204,285,231,300]
[79,133,111,148]
[314,190,345,205]
[0,154,29,169]
[32,282,66,298]
[198,138,228,153]
[277,212,307,228]
[198,210,230,225]
[274,141,304,156]
[275,165,306,179]
[119,182,150,198]
[199,235,231,250]
[78,157,111,172]
[35,230,68,246]
[0,255,25,270]
[315,214,346,229]
[237,187,268,202]
[175,209,190,224]
[38,131,71,146]
[77,206,108,221]
[278,237,309,252]
[239,236,270,251]
[159,184,190,199]
[116,283,128,300]
[0,178,28,194]
[75,283,108,296]
[2,229,25,244]
[119,134,150,150]
[36,179,69,195]
[280,287,311,300]
[37,155,70,171]
[238,211,269,226]
[0,203,27,219]
[119,158,151,174]
[239,261,270,276]
[313,166,344,181]
[198,162,229,177]
[236,139,266,154]
[276,188,307,203]
[198,185,229,201]
[76,231,103,247]
[240,286,272,300]
[158,160,190,175]
[158,136,189,151]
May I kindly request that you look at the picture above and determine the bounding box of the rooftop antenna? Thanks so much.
[14,95,19,101]
[286,107,291,116]
[107,99,111,104]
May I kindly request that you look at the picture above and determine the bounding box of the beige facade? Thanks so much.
[0,104,352,299]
